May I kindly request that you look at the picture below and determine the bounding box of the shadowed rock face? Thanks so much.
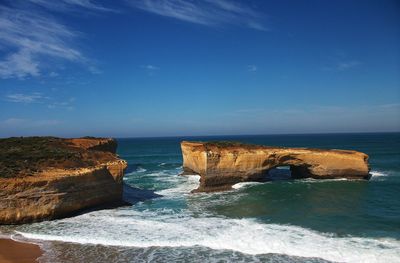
[0,137,127,224]
[181,141,370,192]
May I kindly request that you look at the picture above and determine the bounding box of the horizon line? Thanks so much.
[1,131,399,140]
[115,131,400,140]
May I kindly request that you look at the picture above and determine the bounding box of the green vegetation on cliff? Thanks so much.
[0,137,99,178]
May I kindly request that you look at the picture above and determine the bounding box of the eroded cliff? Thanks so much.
[181,141,370,192]
[0,137,127,224]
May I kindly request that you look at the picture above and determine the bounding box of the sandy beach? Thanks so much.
[0,238,42,263]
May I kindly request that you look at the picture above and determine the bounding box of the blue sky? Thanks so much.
[0,0,399,137]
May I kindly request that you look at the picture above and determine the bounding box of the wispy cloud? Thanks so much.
[247,64,257,72]
[127,0,267,31]
[0,50,40,78]
[141,64,160,76]
[0,0,112,79]
[4,92,75,110]
[141,64,159,70]
[27,0,116,13]
[0,5,84,79]
[5,92,49,103]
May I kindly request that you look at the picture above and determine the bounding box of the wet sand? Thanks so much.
[0,238,42,263]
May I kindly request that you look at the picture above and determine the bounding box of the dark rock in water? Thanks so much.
[123,184,162,204]
[181,141,370,192]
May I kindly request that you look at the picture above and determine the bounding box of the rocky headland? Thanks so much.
[0,137,127,224]
[181,141,370,192]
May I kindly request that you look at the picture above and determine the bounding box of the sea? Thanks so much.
[1,133,400,263]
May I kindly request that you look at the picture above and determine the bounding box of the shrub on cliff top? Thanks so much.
[0,137,99,178]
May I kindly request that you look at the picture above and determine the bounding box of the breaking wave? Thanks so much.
[15,207,400,263]
[232,182,263,189]
[7,155,399,263]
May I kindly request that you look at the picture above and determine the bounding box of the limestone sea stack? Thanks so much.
[181,141,370,192]
[0,137,127,224]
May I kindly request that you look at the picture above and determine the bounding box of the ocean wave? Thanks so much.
[155,175,200,196]
[15,208,400,263]
[144,170,178,178]
[136,167,147,173]
[232,182,263,189]
[232,171,391,190]
[123,167,147,176]
[370,171,387,177]
[36,243,331,263]
[369,170,392,181]
[231,178,351,190]
[298,178,350,183]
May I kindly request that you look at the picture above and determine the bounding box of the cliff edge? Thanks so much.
[181,141,370,192]
[0,137,127,224]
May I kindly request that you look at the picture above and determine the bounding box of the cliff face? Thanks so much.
[0,137,127,224]
[181,141,370,192]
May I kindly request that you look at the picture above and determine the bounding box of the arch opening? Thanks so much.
[264,166,292,181]
[262,165,311,181]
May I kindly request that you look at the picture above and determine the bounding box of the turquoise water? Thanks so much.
[4,133,400,262]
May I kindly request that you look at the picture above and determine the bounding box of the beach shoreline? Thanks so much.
[0,238,43,263]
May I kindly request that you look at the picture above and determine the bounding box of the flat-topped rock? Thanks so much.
[181,141,370,192]
[0,137,127,224]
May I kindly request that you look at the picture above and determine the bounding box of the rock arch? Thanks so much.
[181,141,370,192]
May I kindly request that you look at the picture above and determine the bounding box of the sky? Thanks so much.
[0,0,399,138]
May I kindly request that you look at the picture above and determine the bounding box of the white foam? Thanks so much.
[0,233,11,239]
[298,178,349,183]
[155,175,200,196]
[136,167,147,173]
[370,171,387,177]
[231,178,350,189]
[16,208,400,263]
[124,167,148,176]
[144,171,168,177]
[369,170,391,181]
[232,182,263,189]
